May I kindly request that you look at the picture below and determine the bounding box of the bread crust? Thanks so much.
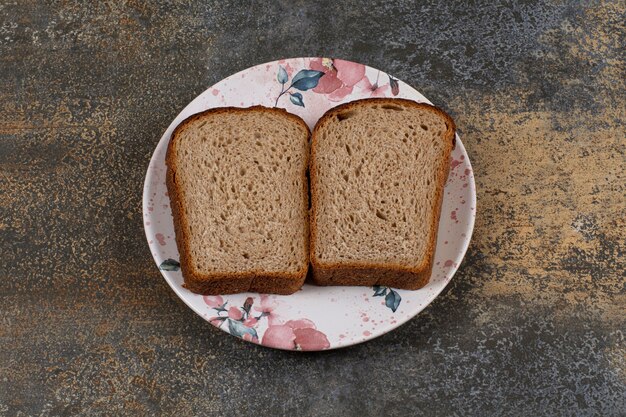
[165,106,310,295]
[309,98,456,290]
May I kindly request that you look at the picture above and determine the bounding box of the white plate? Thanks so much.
[143,57,476,351]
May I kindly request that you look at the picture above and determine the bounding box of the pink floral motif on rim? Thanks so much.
[148,58,475,351]
[310,58,367,101]
[204,294,330,350]
[254,294,282,326]
[262,319,330,350]
[272,58,399,109]
[356,74,390,98]
[203,295,224,308]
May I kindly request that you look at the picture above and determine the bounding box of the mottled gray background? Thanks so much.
[1,1,624,416]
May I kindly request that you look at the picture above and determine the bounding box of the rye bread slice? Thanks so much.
[310,98,456,290]
[166,106,310,295]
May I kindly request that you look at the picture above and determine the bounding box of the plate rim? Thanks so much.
[142,57,476,351]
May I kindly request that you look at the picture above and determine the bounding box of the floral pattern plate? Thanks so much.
[143,57,476,351]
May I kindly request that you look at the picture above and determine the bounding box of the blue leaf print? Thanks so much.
[388,74,399,96]
[159,259,180,271]
[289,92,304,107]
[290,69,325,91]
[255,311,270,320]
[227,318,258,340]
[277,65,288,84]
[373,285,387,297]
[213,301,228,313]
[385,289,402,313]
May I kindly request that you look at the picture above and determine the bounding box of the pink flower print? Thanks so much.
[261,324,297,350]
[243,297,254,311]
[243,317,258,327]
[254,294,282,325]
[310,58,366,101]
[293,328,330,351]
[356,74,390,98]
[284,319,315,330]
[208,316,224,327]
[203,295,224,308]
[228,306,243,320]
[242,333,256,342]
[205,296,260,340]
[261,318,330,350]
[310,59,342,93]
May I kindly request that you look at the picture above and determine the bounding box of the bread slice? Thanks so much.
[310,98,456,290]
[166,106,310,295]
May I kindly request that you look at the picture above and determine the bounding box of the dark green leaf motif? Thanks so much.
[274,66,325,107]
[159,259,180,271]
[372,286,402,312]
[277,65,288,84]
[388,74,399,96]
[385,289,402,313]
[255,311,270,320]
[213,301,228,313]
[290,69,324,91]
[289,92,304,107]
[242,297,253,315]
[373,285,387,297]
[227,319,258,340]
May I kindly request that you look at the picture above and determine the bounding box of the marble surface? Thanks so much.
[0,1,624,416]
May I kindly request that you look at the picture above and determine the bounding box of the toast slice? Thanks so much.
[310,98,456,290]
[166,106,310,295]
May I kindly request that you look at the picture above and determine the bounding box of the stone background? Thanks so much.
[1,1,624,416]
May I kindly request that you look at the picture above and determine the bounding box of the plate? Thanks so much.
[143,57,476,351]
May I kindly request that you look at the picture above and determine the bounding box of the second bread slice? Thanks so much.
[310,98,456,290]
[166,106,310,295]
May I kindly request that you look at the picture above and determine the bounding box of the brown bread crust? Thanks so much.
[165,106,310,295]
[309,98,456,290]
